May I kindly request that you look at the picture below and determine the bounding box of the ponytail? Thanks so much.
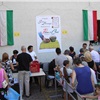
[63,67,70,83]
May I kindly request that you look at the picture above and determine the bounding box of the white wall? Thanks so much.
[0,2,100,62]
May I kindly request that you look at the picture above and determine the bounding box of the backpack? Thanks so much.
[30,61,40,73]
[48,59,55,76]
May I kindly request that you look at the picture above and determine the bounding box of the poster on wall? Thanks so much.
[36,16,61,53]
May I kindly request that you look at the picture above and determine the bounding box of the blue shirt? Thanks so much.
[74,66,94,94]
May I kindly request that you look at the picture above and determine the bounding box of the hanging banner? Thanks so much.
[36,16,61,53]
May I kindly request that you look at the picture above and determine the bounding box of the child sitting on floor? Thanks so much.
[81,84,100,100]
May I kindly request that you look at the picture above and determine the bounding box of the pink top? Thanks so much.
[98,96,100,100]
[0,68,5,88]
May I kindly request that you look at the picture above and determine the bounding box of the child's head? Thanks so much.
[80,56,85,61]
[80,48,84,54]
[63,60,69,67]
[95,84,100,95]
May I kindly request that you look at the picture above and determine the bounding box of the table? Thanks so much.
[13,68,45,92]
[30,68,45,77]
[30,68,45,92]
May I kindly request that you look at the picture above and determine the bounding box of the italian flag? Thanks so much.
[83,10,97,41]
[0,10,14,46]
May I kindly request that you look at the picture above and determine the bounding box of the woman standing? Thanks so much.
[0,60,8,100]
[10,50,19,72]
[2,52,14,86]
[10,50,18,65]
[72,57,94,99]
[69,46,76,59]
[84,51,97,71]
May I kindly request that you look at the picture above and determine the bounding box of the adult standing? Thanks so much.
[69,46,76,59]
[72,57,94,99]
[10,50,19,65]
[89,46,100,72]
[84,51,97,71]
[10,50,19,72]
[16,46,32,97]
[27,45,38,84]
[0,60,8,100]
[2,53,14,86]
[27,45,37,61]
[81,43,88,53]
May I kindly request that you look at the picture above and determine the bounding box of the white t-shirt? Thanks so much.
[66,55,73,68]
[90,68,97,84]
[60,67,72,76]
[55,54,67,68]
[60,67,73,93]
[27,51,37,61]
[90,50,100,63]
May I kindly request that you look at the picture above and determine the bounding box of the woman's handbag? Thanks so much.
[2,69,8,88]
[2,80,8,88]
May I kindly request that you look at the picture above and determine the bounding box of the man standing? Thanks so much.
[17,46,32,97]
[27,45,37,61]
[27,45,38,84]
[81,43,88,53]
[89,45,100,72]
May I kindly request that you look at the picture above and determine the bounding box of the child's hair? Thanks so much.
[63,60,69,66]
[95,84,100,89]
[80,56,85,61]
[80,48,84,53]
[93,84,100,96]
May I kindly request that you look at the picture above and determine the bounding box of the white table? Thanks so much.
[30,68,45,77]
[13,68,45,92]
[30,68,45,92]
